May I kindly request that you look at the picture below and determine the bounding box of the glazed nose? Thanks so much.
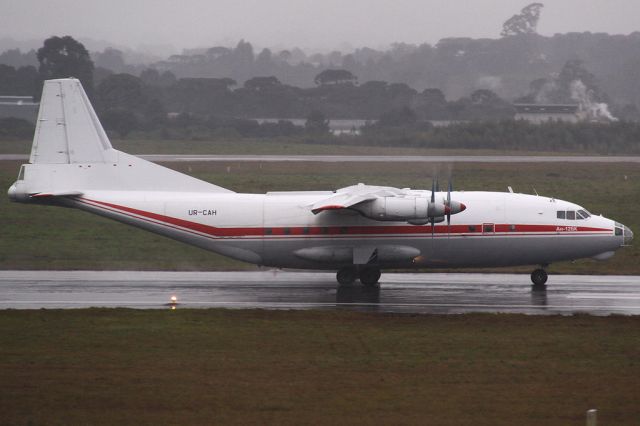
[624,225,633,245]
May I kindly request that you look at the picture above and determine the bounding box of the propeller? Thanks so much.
[446,180,452,236]
[430,178,436,237]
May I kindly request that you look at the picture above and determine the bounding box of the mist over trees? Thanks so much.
[1,17,640,153]
[2,30,640,112]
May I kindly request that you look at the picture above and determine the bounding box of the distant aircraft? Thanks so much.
[8,79,633,288]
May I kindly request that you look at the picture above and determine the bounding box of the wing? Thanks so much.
[310,183,405,214]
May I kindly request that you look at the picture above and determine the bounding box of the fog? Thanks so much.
[2,0,638,53]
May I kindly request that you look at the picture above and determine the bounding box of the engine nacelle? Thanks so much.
[408,216,445,225]
[353,196,447,222]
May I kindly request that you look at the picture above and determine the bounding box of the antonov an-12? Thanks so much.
[8,79,633,288]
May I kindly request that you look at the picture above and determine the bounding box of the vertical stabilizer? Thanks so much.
[30,78,117,164]
[9,78,234,197]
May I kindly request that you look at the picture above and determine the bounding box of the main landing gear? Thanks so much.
[530,268,548,290]
[336,266,381,287]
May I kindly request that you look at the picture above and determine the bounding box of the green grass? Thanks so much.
[1,137,589,156]
[1,160,638,273]
[1,309,639,425]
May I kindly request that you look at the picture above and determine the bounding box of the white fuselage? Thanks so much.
[64,189,626,270]
[8,79,632,278]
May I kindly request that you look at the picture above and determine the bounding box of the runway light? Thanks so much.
[170,295,177,303]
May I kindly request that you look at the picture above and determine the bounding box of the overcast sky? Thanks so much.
[1,0,638,53]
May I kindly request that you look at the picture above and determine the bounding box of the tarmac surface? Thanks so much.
[1,271,639,315]
[2,154,640,163]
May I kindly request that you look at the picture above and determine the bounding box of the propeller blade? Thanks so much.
[446,180,452,225]
[430,179,435,203]
[446,180,452,237]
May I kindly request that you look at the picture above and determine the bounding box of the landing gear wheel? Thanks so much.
[337,267,358,286]
[359,267,381,287]
[531,268,548,289]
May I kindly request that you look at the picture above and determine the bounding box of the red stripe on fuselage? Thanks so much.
[79,198,612,239]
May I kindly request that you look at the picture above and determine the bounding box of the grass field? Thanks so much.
[1,137,585,156]
[1,159,638,273]
[1,309,639,425]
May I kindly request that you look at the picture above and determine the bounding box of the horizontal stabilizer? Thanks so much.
[30,190,83,198]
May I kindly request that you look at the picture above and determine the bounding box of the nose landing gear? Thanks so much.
[531,268,548,290]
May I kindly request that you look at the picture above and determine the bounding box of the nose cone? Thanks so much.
[7,183,17,201]
[624,225,633,245]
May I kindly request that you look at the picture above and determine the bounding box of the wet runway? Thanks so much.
[1,271,639,315]
[2,154,640,163]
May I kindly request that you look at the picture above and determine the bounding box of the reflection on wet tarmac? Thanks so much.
[336,286,381,305]
[0,271,639,316]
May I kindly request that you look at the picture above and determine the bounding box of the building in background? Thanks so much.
[513,104,580,124]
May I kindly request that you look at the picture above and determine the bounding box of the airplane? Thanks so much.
[7,79,633,289]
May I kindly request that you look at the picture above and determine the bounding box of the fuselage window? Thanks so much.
[557,211,566,219]
[468,225,476,232]
[509,224,516,231]
[264,228,273,235]
[566,211,576,220]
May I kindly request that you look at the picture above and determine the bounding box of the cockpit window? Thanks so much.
[566,210,576,220]
[557,211,566,219]
[577,209,591,219]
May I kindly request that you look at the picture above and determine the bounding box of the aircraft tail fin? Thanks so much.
[30,78,116,164]
[9,78,233,200]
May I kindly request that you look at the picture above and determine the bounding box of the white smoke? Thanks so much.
[534,80,558,104]
[476,76,502,91]
[570,80,617,122]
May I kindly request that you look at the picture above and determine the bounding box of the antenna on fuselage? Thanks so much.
[532,187,539,196]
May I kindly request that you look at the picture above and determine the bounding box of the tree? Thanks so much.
[377,107,417,127]
[305,110,330,134]
[501,3,544,37]
[96,73,147,111]
[0,64,38,96]
[470,89,500,105]
[314,69,358,86]
[36,36,94,96]
[101,108,138,138]
[422,88,446,105]
[244,76,280,91]
[93,48,126,73]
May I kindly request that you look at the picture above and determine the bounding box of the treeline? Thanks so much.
[96,32,640,107]
[1,36,640,154]
[4,32,640,107]
[358,120,640,154]
[3,109,640,154]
